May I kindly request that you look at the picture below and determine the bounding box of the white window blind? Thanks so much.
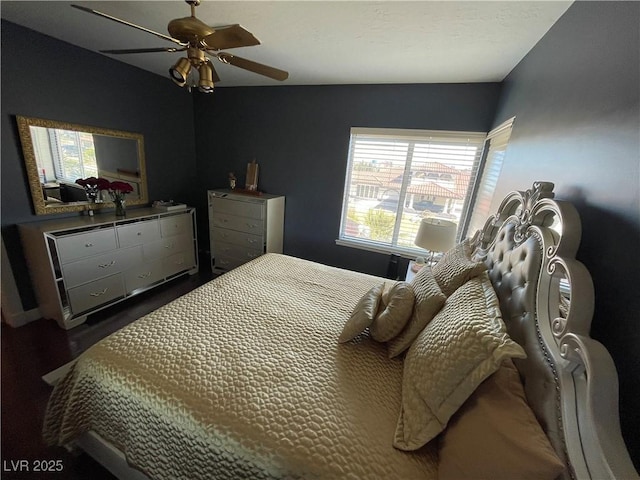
[462,117,514,238]
[337,127,486,257]
[50,130,99,182]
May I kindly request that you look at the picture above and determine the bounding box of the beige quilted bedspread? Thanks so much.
[44,254,438,480]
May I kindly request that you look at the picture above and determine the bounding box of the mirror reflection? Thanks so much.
[17,116,147,215]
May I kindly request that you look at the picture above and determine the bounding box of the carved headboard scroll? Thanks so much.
[472,182,637,480]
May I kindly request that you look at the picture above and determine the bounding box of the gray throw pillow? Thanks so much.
[387,268,445,358]
[370,282,415,342]
[338,283,385,343]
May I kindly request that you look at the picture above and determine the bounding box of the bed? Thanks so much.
[44,182,637,479]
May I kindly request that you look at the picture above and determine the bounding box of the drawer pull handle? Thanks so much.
[138,272,152,279]
[164,243,175,249]
[247,223,257,228]
[247,239,258,244]
[85,243,94,248]
[89,288,108,297]
[98,261,116,268]
[175,260,184,265]
[137,232,142,236]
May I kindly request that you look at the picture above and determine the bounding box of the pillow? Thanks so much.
[438,359,565,480]
[432,238,487,296]
[387,268,446,358]
[338,283,384,343]
[393,272,526,451]
[370,282,415,342]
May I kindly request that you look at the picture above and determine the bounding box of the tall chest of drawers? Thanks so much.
[19,208,198,329]
[208,190,285,272]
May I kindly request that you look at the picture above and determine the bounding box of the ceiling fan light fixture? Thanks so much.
[71,1,288,88]
[169,57,192,87]
[198,62,215,93]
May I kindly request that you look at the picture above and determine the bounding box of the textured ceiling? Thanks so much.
[1,1,573,87]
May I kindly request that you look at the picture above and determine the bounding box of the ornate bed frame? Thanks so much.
[72,182,636,479]
[472,181,636,479]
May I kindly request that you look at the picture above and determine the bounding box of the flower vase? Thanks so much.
[114,198,126,217]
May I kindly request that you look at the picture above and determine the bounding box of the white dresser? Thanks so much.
[208,190,285,272]
[19,208,198,329]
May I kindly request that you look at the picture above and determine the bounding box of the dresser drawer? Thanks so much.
[123,259,165,293]
[143,233,192,261]
[62,246,143,288]
[67,274,124,315]
[56,228,117,264]
[213,240,262,261]
[160,213,192,238]
[210,212,264,235]
[117,219,160,248]
[163,249,196,277]
[211,227,263,250]
[214,255,249,271]
[211,197,264,220]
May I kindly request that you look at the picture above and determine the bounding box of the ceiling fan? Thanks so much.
[71,0,289,93]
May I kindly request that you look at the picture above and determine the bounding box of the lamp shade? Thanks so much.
[198,62,215,93]
[169,57,191,87]
[414,218,457,253]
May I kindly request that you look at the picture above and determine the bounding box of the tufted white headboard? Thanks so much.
[471,182,637,480]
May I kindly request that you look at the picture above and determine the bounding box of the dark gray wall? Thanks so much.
[490,1,640,467]
[1,21,198,308]
[193,83,501,276]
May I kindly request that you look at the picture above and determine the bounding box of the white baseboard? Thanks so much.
[3,307,41,328]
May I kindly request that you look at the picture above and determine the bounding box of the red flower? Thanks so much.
[96,178,111,190]
[76,177,108,188]
[109,181,134,194]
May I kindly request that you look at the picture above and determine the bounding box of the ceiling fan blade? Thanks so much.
[101,47,186,54]
[217,53,289,81]
[71,4,187,47]
[202,25,260,50]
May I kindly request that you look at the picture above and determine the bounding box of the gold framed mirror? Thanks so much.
[16,116,148,215]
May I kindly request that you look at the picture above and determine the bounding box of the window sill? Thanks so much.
[335,238,420,259]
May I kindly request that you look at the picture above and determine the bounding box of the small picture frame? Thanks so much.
[245,159,258,191]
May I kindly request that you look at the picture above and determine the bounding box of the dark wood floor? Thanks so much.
[1,268,215,479]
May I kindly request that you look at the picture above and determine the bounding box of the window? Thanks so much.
[356,185,379,199]
[338,127,487,257]
[460,117,514,237]
[49,129,98,182]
